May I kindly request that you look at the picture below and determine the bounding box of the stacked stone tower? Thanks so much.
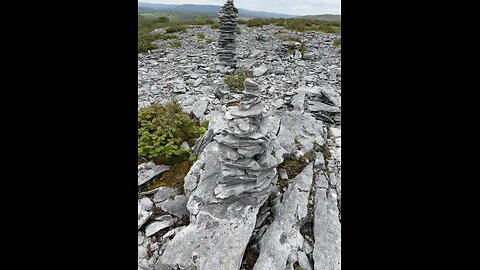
[217,0,238,68]
[214,78,281,199]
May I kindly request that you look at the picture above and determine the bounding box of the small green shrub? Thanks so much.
[167,40,182,48]
[138,33,158,53]
[247,18,269,27]
[165,25,187,33]
[138,101,208,160]
[197,45,205,49]
[278,150,317,179]
[210,22,220,29]
[155,17,169,23]
[224,70,254,91]
[205,38,214,44]
[300,43,307,54]
[306,25,340,33]
[236,26,241,34]
[238,19,247,25]
[157,34,178,40]
[277,35,301,43]
[333,38,341,47]
[197,32,205,39]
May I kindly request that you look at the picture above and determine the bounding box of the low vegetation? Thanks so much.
[210,22,220,29]
[196,31,205,39]
[333,38,341,47]
[246,18,340,33]
[138,160,192,194]
[138,101,209,193]
[165,25,187,33]
[300,43,307,53]
[167,40,182,48]
[138,13,340,53]
[157,34,178,40]
[224,70,254,91]
[138,100,208,161]
[277,34,302,43]
[138,14,220,53]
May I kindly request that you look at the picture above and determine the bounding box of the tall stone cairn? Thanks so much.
[217,0,238,68]
[214,78,281,199]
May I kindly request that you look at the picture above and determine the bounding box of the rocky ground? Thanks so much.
[138,24,341,270]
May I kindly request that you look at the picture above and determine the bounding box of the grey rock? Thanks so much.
[138,162,170,186]
[138,200,153,229]
[150,242,159,252]
[153,187,178,203]
[140,197,154,211]
[303,238,314,254]
[272,99,284,108]
[217,0,238,68]
[321,86,341,107]
[254,164,314,270]
[294,50,302,59]
[298,250,313,270]
[302,52,314,60]
[145,216,177,237]
[138,246,149,260]
[330,127,341,138]
[313,188,341,270]
[139,187,160,197]
[205,110,228,134]
[157,195,189,218]
[314,151,325,169]
[278,168,288,180]
[291,91,306,112]
[255,210,270,228]
[181,141,190,151]
[335,137,341,147]
[191,128,215,157]
[162,226,185,239]
[192,99,209,119]
[253,64,268,77]
[308,102,341,113]
[277,111,325,155]
[316,174,329,189]
[193,77,203,87]
[156,142,270,270]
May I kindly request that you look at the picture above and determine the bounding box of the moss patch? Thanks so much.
[278,150,317,180]
[226,101,240,107]
[333,38,341,47]
[224,70,253,91]
[138,160,192,194]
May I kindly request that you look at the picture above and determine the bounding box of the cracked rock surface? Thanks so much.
[138,5,341,268]
[254,163,314,270]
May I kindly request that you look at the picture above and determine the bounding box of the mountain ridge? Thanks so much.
[138,2,336,19]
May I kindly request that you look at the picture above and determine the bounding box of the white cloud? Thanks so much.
[139,0,341,15]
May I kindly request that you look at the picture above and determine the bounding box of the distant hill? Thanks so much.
[138,2,297,19]
[298,14,341,22]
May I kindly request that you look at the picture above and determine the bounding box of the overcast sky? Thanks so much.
[139,0,341,16]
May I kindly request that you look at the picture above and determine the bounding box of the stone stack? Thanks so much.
[213,78,280,199]
[217,0,238,68]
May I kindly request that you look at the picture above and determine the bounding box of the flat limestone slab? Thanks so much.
[313,188,341,270]
[156,142,269,270]
[156,203,262,270]
[253,164,313,270]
